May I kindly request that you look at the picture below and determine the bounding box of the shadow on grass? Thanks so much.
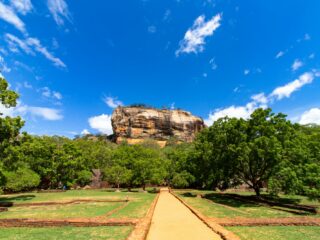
[204,193,317,215]
[0,195,36,207]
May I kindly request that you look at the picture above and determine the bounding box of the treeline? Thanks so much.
[0,76,319,199]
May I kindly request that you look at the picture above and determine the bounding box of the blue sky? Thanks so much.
[0,0,320,137]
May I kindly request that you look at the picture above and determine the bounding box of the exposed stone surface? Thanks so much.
[111,106,205,146]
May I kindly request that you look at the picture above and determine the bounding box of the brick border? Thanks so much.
[0,218,138,227]
[170,190,241,240]
[126,192,160,240]
[208,217,320,227]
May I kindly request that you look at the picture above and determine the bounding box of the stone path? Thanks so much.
[147,188,222,240]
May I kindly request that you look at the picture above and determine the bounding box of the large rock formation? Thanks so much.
[111,106,205,147]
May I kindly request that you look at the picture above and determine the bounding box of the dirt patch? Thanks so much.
[208,217,320,226]
[0,207,8,212]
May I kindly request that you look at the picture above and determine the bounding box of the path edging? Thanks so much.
[126,192,160,240]
[170,190,241,240]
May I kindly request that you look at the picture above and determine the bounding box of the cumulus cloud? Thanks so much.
[104,97,123,109]
[299,108,320,125]
[5,33,66,68]
[204,97,267,126]
[88,114,113,135]
[205,71,320,126]
[270,71,315,100]
[10,0,33,15]
[291,59,303,71]
[81,129,90,135]
[0,102,63,121]
[0,2,26,32]
[176,13,222,56]
[27,106,63,120]
[47,0,71,26]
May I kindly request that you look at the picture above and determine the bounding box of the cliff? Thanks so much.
[111,106,205,147]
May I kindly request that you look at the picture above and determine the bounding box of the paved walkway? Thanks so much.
[147,188,222,240]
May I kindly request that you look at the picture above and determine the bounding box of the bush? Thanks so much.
[171,171,195,188]
[4,168,40,192]
[76,170,92,187]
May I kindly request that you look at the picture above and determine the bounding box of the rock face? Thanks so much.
[111,106,205,146]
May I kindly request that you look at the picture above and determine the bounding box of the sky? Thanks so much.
[0,0,320,137]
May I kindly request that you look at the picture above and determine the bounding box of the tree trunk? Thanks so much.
[253,185,261,197]
[143,184,146,191]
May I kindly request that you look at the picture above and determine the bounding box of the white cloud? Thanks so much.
[26,37,66,68]
[5,33,33,54]
[176,13,222,56]
[251,93,268,105]
[81,129,90,135]
[28,106,63,120]
[10,0,33,15]
[204,102,259,126]
[104,97,123,109]
[47,0,71,26]
[5,34,66,68]
[299,108,320,125]
[291,59,303,71]
[209,58,218,70]
[244,69,250,75]
[309,53,315,59]
[270,71,315,100]
[0,56,11,73]
[205,71,320,126]
[0,2,26,32]
[0,102,63,121]
[40,87,63,100]
[275,51,284,59]
[88,114,113,135]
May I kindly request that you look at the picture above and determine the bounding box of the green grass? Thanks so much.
[227,226,320,240]
[0,189,156,219]
[175,190,319,218]
[0,226,133,240]
[0,202,123,219]
[0,189,133,203]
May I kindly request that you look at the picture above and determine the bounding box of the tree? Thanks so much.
[4,167,40,192]
[193,108,294,196]
[0,76,24,189]
[103,165,132,190]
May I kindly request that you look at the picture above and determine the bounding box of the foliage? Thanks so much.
[4,167,40,192]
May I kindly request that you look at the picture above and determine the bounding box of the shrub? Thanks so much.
[4,168,40,192]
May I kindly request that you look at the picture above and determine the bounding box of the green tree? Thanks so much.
[4,167,40,192]
[103,165,132,190]
[0,76,24,189]
[193,108,294,196]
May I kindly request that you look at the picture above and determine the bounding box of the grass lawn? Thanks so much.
[0,202,123,219]
[175,190,319,218]
[0,189,136,203]
[0,226,133,240]
[0,189,157,219]
[227,226,320,240]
